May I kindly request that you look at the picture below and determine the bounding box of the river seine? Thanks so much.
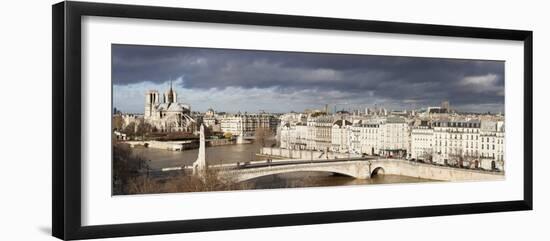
[134,143,434,189]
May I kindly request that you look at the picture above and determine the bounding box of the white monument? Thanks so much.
[193,124,207,175]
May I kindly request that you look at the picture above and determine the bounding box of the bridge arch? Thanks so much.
[225,161,371,183]
[233,169,361,183]
[238,170,358,183]
[371,166,385,177]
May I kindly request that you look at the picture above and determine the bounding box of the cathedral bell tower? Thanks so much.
[145,90,159,117]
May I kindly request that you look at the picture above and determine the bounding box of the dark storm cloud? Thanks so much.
[112,44,504,112]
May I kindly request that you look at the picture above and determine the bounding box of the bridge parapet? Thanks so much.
[368,159,504,181]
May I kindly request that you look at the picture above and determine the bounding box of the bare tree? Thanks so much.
[123,122,136,139]
[254,127,274,148]
[126,176,162,194]
[136,120,152,140]
[112,115,124,131]
[446,148,460,167]
[112,141,151,195]
[462,151,479,169]
[135,168,253,194]
[420,149,434,163]
[448,148,473,168]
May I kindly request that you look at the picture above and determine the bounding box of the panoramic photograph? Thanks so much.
[111,44,505,195]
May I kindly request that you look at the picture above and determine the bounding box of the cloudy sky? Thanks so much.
[112,44,504,114]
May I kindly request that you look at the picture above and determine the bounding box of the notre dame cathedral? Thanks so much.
[143,81,196,132]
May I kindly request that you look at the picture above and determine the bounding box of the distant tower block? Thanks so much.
[193,124,207,175]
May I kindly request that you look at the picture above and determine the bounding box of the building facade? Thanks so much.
[410,120,434,160]
[276,112,505,171]
[306,115,334,151]
[280,123,308,150]
[378,117,410,158]
[331,119,352,153]
[220,113,278,137]
[479,121,505,170]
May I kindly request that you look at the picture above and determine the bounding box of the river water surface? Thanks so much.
[133,144,435,189]
[135,143,265,169]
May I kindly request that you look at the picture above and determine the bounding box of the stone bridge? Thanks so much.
[219,159,504,183]
[222,160,370,182]
[185,128,503,183]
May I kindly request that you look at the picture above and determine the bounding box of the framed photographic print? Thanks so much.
[52,1,533,240]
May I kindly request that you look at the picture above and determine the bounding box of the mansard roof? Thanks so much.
[385,116,406,123]
[432,119,481,128]
[333,119,352,127]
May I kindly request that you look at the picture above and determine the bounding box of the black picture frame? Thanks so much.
[52,1,533,240]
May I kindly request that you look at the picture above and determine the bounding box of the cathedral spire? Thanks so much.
[164,77,177,104]
[170,77,173,91]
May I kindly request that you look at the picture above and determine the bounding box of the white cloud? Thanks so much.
[113,73,505,114]
[113,77,385,114]
[403,99,420,104]
[459,73,501,93]
[301,68,342,82]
